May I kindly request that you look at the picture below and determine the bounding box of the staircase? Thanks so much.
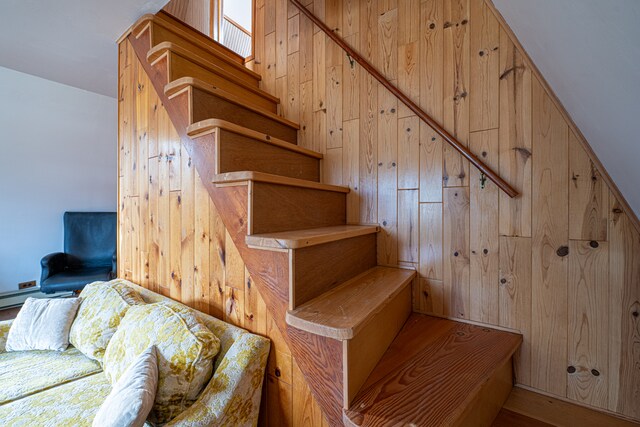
[124,11,522,426]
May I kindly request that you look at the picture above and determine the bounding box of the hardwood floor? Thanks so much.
[494,387,640,426]
[493,409,553,427]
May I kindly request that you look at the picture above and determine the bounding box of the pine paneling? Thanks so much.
[568,240,609,409]
[255,0,638,419]
[608,199,640,419]
[117,41,325,425]
[530,76,568,397]
[117,0,640,421]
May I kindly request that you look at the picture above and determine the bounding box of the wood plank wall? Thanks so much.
[247,0,640,420]
[117,39,328,426]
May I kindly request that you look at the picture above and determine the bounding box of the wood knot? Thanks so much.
[482,151,487,157]
[461,19,468,25]
[567,366,576,374]
[274,368,281,377]
[613,208,623,214]
[483,248,488,255]
[429,23,436,30]
[557,246,569,257]
[591,369,600,377]
[514,147,532,159]
[632,311,639,318]
[589,241,599,248]
[392,162,396,167]
[443,21,453,29]
[454,251,459,257]
[500,278,507,284]
[382,220,388,226]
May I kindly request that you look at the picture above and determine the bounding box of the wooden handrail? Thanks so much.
[289,0,519,198]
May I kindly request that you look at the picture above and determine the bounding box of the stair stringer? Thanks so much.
[128,32,346,426]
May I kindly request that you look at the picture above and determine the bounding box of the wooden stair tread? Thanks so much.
[212,171,350,193]
[286,266,415,339]
[344,314,523,427]
[188,119,321,159]
[246,225,380,249]
[127,13,259,81]
[165,77,300,130]
[156,10,247,65]
[148,42,277,102]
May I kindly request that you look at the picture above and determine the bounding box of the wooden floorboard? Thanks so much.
[502,387,640,427]
[344,314,522,426]
[492,409,554,427]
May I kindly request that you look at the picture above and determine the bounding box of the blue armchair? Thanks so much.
[40,212,117,294]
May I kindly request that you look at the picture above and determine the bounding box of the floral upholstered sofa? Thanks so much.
[0,280,270,426]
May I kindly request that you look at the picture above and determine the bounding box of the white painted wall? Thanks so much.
[493,0,640,217]
[0,66,117,294]
[224,0,252,32]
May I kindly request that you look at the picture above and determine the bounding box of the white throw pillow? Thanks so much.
[6,297,81,352]
[93,346,158,427]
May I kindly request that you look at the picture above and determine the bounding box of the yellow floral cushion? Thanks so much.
[103,302,221,424]
[0,347,101,404]
[69,280,145,362]
[0,372,149,427]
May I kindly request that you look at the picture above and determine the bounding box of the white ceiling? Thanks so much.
[493,0,640,217]
[0,0,167,98]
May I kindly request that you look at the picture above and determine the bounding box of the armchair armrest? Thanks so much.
[164,332,270,427]
[40,252,68,281]
[0,320,13,353]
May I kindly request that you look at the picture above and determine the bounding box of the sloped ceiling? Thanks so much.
[492,0,640,217]
[0,0,167,98]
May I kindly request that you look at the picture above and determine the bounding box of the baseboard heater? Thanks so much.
[0,288,73,310]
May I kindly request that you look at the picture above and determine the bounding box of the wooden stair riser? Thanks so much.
[289,234,377,309]
[134,16,260,86]
[208,128,320,181]
[248,182,346,234]
[173,86,298,144]
[343,284,412,408]
[453,357,514,427]
[152,50,277,112]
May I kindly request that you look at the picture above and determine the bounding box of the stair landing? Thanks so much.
[344,314,522,427]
